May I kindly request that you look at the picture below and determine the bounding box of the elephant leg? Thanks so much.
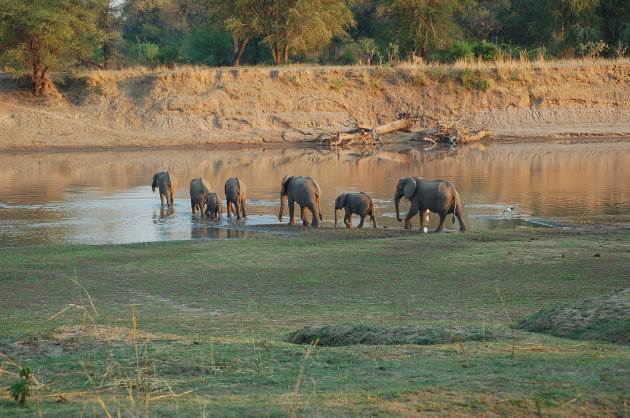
[345,211,353,228]
[235,199,241,219]
[371,210,378,228]
[301,206,311,226]
[226,201,232,218]
[240,199,247,218]
[288,201,296,225]
[307,203,320,228]
[191,200,196,214]
[420,209,428,230]
[160,194,166,206]
[200,200,205,216]
[436,213,446,232]
[358,214,365,228]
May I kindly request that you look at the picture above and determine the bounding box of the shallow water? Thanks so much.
[0,138,629,246]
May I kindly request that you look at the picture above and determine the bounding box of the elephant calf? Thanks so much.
[152,172,176,207]
[334,192,377,228]
[394,176,467,232]
[204,192,222,220]
[189,178,211,214]
[224,178,247,219]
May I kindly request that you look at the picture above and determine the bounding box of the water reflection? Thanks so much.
[0,138,629,246]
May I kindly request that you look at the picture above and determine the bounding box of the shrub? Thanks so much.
[156,45,180,67]
[446,40,474,62]
[473,40,501,61]
[458,68,490,91]
[337,48,356,65]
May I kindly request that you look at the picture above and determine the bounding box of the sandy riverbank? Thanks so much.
[1,61,629,150]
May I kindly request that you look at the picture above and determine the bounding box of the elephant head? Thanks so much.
[394,177,417,221]
[334,193,348,227]
[278,175,291,221]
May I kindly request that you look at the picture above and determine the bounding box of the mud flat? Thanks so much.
[1,61,630,150]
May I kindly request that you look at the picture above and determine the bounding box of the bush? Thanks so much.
[473,40,501,61]
[156,45,180,66]
[446,40,474,62]
[337,48,356,65]
[458,68,490,91]
[127,42,159,66]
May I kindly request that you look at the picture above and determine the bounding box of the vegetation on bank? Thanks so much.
[0,229,628,415]
[2,0,630,95]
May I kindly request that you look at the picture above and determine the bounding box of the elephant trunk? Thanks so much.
[335,208,338,227]
[394,195,402,222]
[279,194,286,221]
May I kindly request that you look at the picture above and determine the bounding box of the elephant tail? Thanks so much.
[317,192,323,221]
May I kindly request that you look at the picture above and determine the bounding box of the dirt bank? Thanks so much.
[1,62,629,150]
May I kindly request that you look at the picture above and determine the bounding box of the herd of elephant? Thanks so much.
[151,172,468,233]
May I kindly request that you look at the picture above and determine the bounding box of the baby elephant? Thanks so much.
[334,192,377,229]
[204,192,222,220]
[189,178,211,214]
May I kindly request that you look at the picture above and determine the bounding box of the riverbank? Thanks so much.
[0,229,628,415]
[1,60,630,151]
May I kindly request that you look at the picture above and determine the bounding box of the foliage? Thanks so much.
[576,40,608,59]
[337,48,357,65]
[387,0,462,57]
[446,40,474,61]
[8,367,32,405]
[224,0,355,65]
[181,23,233,66]
[0,0,102,95]
[473,40,502,60]
[458,68,490,91]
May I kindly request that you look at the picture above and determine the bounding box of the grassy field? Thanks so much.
[0,229,629,416]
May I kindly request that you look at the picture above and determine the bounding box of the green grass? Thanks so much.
[0,229,629,415]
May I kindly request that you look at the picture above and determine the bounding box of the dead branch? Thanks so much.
[410,120,489,146]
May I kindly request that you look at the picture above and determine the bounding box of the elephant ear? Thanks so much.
[335,194,344,209]
[402,178,417,199]
[281,175,290,194]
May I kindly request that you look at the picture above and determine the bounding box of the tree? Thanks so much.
[386,0,463,57]
[0,0,102,95]
[224,0,355,65]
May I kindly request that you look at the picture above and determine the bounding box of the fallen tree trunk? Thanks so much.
[299,95,415,147]
[410,123,489,145]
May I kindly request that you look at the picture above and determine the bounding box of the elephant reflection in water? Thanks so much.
[190,220,249,239]
[153,206,175,223]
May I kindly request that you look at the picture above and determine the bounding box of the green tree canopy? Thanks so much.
[0,0,102,95]
[224,0,355,65]
[387,0,463,57]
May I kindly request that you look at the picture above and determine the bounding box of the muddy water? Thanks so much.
[0,138,629,246]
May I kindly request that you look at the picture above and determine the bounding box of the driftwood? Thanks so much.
[411,122,489,146]
[299,95,414,147]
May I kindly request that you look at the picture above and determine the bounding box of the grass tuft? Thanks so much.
[517,288,630,345]
[285,324,495,346]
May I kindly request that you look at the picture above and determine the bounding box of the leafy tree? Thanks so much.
[0,0,102,95]
[224,0,355,65]
[386,0,463,57]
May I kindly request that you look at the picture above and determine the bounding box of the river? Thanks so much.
[1,138,628,246]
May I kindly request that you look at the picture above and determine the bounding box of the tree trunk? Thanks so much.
[283,44,289,64]
[232,37,249,67]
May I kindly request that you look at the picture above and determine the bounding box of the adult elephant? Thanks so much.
[334,192,377,229]
[189,178,211,214]
[394,177,468,232]
[224,178,247,219]
[152,172,176,207]
[279,175,322,227]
